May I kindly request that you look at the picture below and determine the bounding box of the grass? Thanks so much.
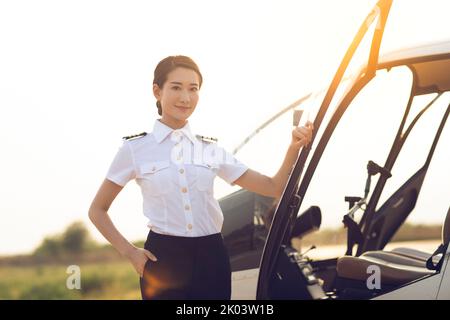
[0,261,141,300]
[0,223,441,300]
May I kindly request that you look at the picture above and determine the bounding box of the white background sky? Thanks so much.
[1,0,449,255]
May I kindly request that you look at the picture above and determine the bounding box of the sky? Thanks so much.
[1,0,449,255]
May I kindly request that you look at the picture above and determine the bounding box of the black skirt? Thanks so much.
[140,230,231,300]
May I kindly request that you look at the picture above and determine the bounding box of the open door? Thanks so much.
[357,72,450,253]
[256,0,393,299]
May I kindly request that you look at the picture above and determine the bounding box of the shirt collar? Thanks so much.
[152,119,197,145]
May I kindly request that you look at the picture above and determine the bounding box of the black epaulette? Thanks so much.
[122,132,147,141]
[195,134,218,143]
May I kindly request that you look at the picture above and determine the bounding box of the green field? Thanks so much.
[0,221,441,300]
[0,260,141,300]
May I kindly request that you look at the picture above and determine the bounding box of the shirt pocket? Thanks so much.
[193,163,218,192]
[139,161,171,196]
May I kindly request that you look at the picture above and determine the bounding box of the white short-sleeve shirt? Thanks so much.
[106,119,249,237]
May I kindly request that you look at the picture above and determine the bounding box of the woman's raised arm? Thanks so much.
[233,121,313,198]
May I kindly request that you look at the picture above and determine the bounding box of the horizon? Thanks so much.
[0,218,443,258]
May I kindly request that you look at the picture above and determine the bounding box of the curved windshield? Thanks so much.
[297,65,413,258]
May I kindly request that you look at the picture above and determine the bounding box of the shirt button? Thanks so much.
[181,187,187,193]
[187,224,193,230]
[185,205,190,211]
[179,168,184,174]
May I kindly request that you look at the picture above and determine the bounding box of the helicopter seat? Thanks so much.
[336,207,449,288]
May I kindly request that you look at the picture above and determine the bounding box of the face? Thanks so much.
[153,67,200,128]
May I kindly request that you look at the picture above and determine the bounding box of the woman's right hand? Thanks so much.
[125,245,158,277]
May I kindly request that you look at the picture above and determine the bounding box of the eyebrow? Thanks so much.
[169,81,199,87]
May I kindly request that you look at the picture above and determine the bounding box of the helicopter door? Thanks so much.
[257,0,393,299]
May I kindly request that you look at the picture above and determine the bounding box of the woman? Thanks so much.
[88,55,313,300]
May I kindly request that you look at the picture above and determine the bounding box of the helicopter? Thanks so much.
[219,0,450,299]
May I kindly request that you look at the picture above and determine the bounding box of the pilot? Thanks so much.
[88,55,314,300]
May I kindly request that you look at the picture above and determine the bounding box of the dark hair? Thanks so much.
[153,55,203,116]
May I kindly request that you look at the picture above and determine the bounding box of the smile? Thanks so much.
[175,106,191,110]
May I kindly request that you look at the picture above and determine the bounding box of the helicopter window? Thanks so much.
[377,91,450,225]
[298,66,413,257]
